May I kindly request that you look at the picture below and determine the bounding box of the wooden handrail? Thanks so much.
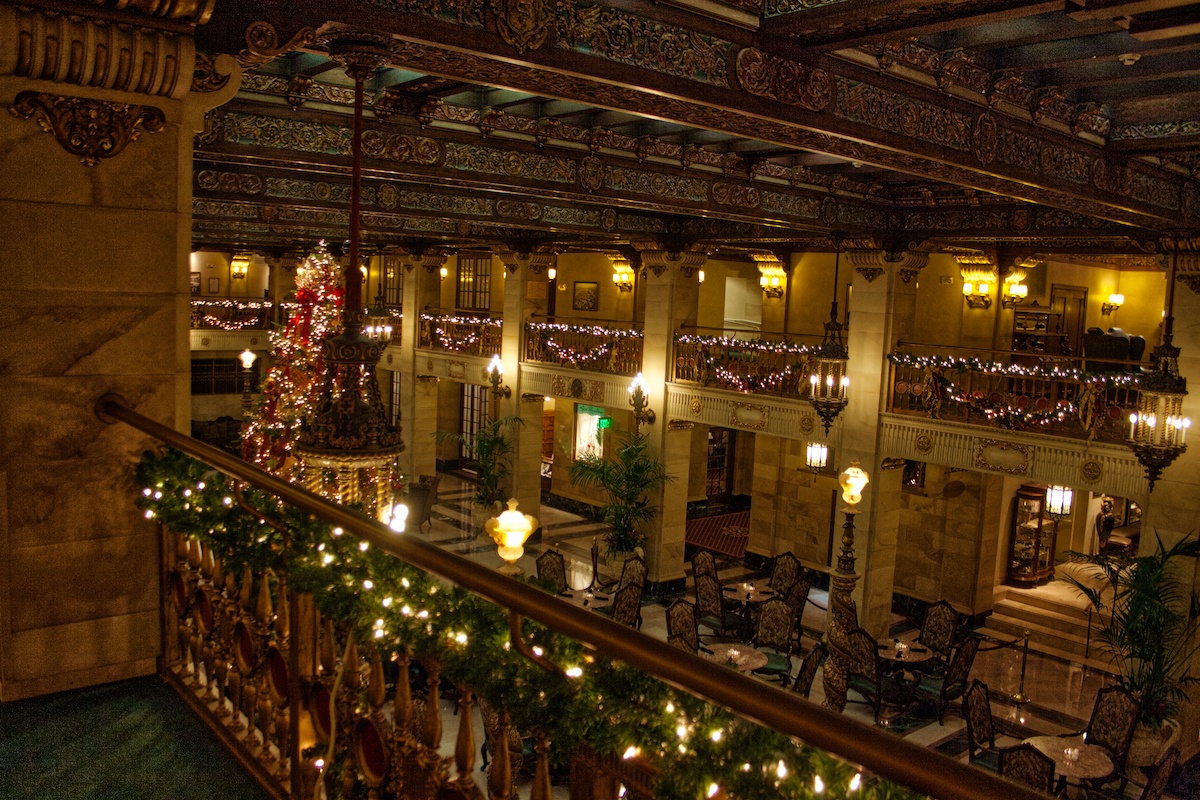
[97,393,1048,800]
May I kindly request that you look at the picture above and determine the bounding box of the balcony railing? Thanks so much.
[191,299,273,330]
[887,343,1142,444]
[97,395,1044,800]
[418,312,502,356]
[673,332,816,398]
[524,318,643,376]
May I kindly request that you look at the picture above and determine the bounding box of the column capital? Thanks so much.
[633,245,712,278]
[494,248,559,276]
[846,249,929,282]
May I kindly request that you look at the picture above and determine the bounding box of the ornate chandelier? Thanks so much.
[809,239,849,434]
[1128,242,1190,491]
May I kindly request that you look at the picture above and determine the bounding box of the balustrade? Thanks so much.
[101,396,1046,800]
[673,332,815,398]
[419,313,502,356]
[191,299,273,330]
[887,344,1141,444]
[523,319,643,376]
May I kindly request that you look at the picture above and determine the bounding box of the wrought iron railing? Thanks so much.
[97,394,1048,800]
[887,343,1142,444]
[191,299,274,330]
[672,332,816,398]
[417,312,502,356]
[523,319,643,376]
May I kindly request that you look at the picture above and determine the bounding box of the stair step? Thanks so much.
[992,599,1091,636]
[995,585,1090,616]
[983,612,1096,660]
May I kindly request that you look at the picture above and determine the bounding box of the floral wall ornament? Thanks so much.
[9,92,165,167]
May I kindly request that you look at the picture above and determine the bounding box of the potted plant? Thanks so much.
[1063,532,1200,765]
[435,416,522,509]
[567,429,672,557]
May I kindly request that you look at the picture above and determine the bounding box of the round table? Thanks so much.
[558,589,612,610]
[703,643,767,672]
[877,642,934,666]
[722,584,775,640]
[1024,735,1114,782]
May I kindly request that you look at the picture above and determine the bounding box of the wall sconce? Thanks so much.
[1044,484,1074,522]
[1001,282,1028,309]
[805,442,828,474]
[439,266,449,281]
[697,269,705,284]
[1102,293,1124,315]
[486,354,511,399]
[962,281,992,309]
[230,253,251,280]
[628,371,656,431]
[485,498,538,576]
[611,255,635,292]
[547,267,557,281]
[760,274,784,299]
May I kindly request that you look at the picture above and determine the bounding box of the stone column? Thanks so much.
[0,7,239,699]
[397,249,447,481]
[635,247,705,594]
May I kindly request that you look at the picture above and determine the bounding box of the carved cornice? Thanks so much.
[93,0,217,24]
[0,5,195,98]
[9,92,165,166]
[635,245,713,277]
[237,20,318,67]
[494,248,559,275]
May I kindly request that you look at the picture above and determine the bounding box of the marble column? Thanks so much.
[397,250,446,481]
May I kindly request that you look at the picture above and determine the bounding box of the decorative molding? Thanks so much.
[915,434,932,454]
[855,267,883,283]
[9,92,165,166]
[973,439,1030,475]
[899,269,919,284]
[667,419,694,430]
[238,21,318,67]
[1080,460,1103,484]
[492,0,552,53]
[735,48,832,112]
[689,398,703,416]
[730,402,769,430]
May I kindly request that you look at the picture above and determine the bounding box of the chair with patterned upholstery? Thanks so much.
[535,548,568,594]
[783,571,813,646]
[1131,746,1178,800]
[914,633,979,724]
[606,582,643,629]
[750,597,796,684]
[666,598,703,655]
[695,573,738,643]
[598,554,647,627]
[791,642,827,699]
[769,551,801,596]
[691,549,718,582]
[1060,684,1139,792]
[998,743,1055,793]
[962,679,999,771]
[912,600,961,678]
[845,628,909,722]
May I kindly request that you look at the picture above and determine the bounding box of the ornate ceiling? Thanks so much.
[176,0,1200,262]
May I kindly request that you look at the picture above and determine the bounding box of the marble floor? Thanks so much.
[416,472,1187,798]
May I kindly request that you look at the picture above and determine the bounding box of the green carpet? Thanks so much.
[0,676,270,800]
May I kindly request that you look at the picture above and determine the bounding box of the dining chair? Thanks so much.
[750,597,796,684]
[598,554,647,628]
[914,633,979,724]
[769,551,801,595]
[783,572,812,646]
[1060,684,1139,792]
[606,582,643,629]
[535,548,568,594]
[694,573,738,643]
[791,641,827,699]
[962,678,999,771]
[844,628,909,722]
[912,599,961,678]
[666,598,701,654]
[998,743,1055,793]
[691,549,718,582]
[1133,745,1178,800]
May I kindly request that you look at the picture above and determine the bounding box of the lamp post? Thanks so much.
[485,498,539,576]
[628,372,656,433]
[239,348,257,419]
[486,354,511,420]
[823,459,869,713]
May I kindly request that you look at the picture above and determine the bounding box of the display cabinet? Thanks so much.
[1007,484,1057,586]
[1011,303,1067,356]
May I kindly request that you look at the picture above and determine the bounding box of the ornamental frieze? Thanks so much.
[401,218,458,233]
[606,167,709,202]
[556,2,731,87]
[836,80,971,152]
[543,207,602,227]
[278,207,349,226]
[995,128,1040,171]
[213,111,351,155]
[493,0,554,53]
[361,130,442,165]
[617,214,665,234]
[264,177,370,205]
[735,48,832,112]
[496,200,543,220]
[197,170,264,195]
[240,73,289,94]
[901,209,1009,231]
[760,191,821,219]
[390,188,494,216]
[9,92,165,166]
[1112,120,1200,141]
[1035,209,1108,230]
[1038,143,1090,186]
[764,0,845,15]
[443,142,576,183]
[1127,171,1180,211]
[193,200,262,219]
[711,183,762,209]
[366,0,485,26]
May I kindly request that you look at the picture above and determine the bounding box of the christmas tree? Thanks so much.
[242,241,344,474]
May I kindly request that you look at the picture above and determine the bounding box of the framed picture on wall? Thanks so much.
[207,277,220,294]
[190,272,201,294]
[572,281,599,311]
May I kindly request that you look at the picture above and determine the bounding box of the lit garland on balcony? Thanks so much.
[676,334,813,394]
[135,447,916,800]
[527,322,643,369]
[420,313,502,353]
[190,299,275,331]
[886,352,1138,387]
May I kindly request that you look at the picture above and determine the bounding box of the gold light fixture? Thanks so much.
[1102,293,1124,315]
[547,267,557,281]
[439,265,449,281]
[485,498,538,576]
[805,442,828,474]
[809,240,849,434]
[1044,484,1074,521]
[1002,282,1028,309]
[486,354,511,400]
[838,460,869,507]
[239,348,257,418]
[958,255,996,309]
[363,291,394,343]
[962,280,992,309]
[230,253,251,280]
[754,253,786,299]
[611,255,635,292]
[628,371,656,431]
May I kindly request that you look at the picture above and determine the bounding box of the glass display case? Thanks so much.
[1007,484,1057,586]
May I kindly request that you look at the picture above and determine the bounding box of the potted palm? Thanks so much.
[435,416,522,509]
[1064,532,1200,766]
[567,429,672,558]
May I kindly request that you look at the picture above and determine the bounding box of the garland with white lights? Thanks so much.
[675,334,814,394]
[135,447,921,800]
[190,299,275,331]
[527,322,643,371]
[886,352,1138,387]
[420,313,503,353]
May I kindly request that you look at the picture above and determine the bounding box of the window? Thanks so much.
[383,256,402,307]
[390,371,402,430]
[459,383,490,465]
[191,358,258,395]
[456,253,492,311]
[574,404,605,460]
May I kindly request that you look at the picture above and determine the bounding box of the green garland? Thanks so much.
[137,448,925,800]
[886,352,1137,387]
